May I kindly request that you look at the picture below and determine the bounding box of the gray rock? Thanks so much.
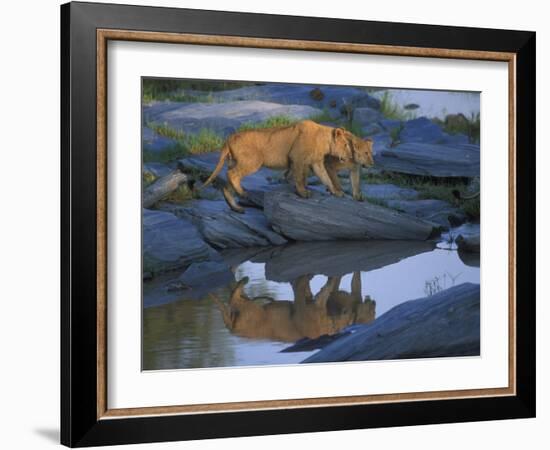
[166,260,234,296]
[379,117,469,145]
[379,119,403,132]
[263,190,439,241]
[386,199,467,229]
[353,107,383,127]
[400,117,456,144]
[144,100,323,137]
[211,84,380,113]
[370,132,393,154]
[143,162,173,179]
[303,283,480,362]
[143,209,214,274]
[142,126,177,153]
[375,142,480,177]
[244,240,436,282]
[361,184,419,201]
[456,228,480,253]
[171,200,288,249]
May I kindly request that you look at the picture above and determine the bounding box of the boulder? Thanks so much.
[303,283,480,363]
[456,232,480,253]
[386,199,467,228]
[375,142,480,177]
[353,107,383,128]
[144,100,323,137]
[171,200,288,249]
[142,126,177,153]
[400,117,468,144]
[263,190,439,241]
[142,209,214,274]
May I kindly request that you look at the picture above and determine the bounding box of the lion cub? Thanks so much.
[201,120,355,213]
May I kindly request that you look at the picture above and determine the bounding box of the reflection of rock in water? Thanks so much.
[223,240,436,282]
[304,282,480,363]
[212,272,375,343]
[458,249,480,267]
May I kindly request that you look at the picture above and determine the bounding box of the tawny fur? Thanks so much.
[201,120,353,213]
[287,130,375,201]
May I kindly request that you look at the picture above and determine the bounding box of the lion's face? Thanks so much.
[347,133,374,167]
[330,128,354,161]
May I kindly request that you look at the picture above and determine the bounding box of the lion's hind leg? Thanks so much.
[222,183,245,214]
[227,167,248,198]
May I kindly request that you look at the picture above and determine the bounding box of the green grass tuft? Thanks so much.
[143,123,224,163]
[185,128,224,154]
[238,115,299,131]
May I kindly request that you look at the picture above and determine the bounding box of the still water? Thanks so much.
[143,240,479,371]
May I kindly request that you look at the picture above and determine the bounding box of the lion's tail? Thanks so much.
[199,144,230,189]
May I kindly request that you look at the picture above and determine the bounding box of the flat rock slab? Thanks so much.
[303,282,480,363]
[361,183,419,201]
[263,190,439,241]
[171,200,288,249]
[386,199,467,229]
[210,84,381,113]
[144,100,322,136]
[242,240,436,282]
[375,142,480,177]
[143,209,214,274]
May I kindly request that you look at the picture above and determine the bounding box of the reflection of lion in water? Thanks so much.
[212,273,375,342]
[200,120,373,213]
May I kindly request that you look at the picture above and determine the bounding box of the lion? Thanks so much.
[285,130,374,201]
[200,120,356,213]
[326,132,374,200]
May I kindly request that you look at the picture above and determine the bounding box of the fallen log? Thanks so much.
[142,169,188,208]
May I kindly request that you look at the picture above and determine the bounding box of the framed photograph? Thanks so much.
[61,1,536,447]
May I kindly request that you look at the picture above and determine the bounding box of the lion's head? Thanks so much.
[345,132,374,167]
[330,127,354,162]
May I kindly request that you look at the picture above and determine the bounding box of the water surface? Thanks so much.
[143,240,480,370]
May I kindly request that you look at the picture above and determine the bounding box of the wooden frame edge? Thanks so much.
[95,28,517,421]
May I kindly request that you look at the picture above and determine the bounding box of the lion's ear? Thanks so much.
[333,127,345,138]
